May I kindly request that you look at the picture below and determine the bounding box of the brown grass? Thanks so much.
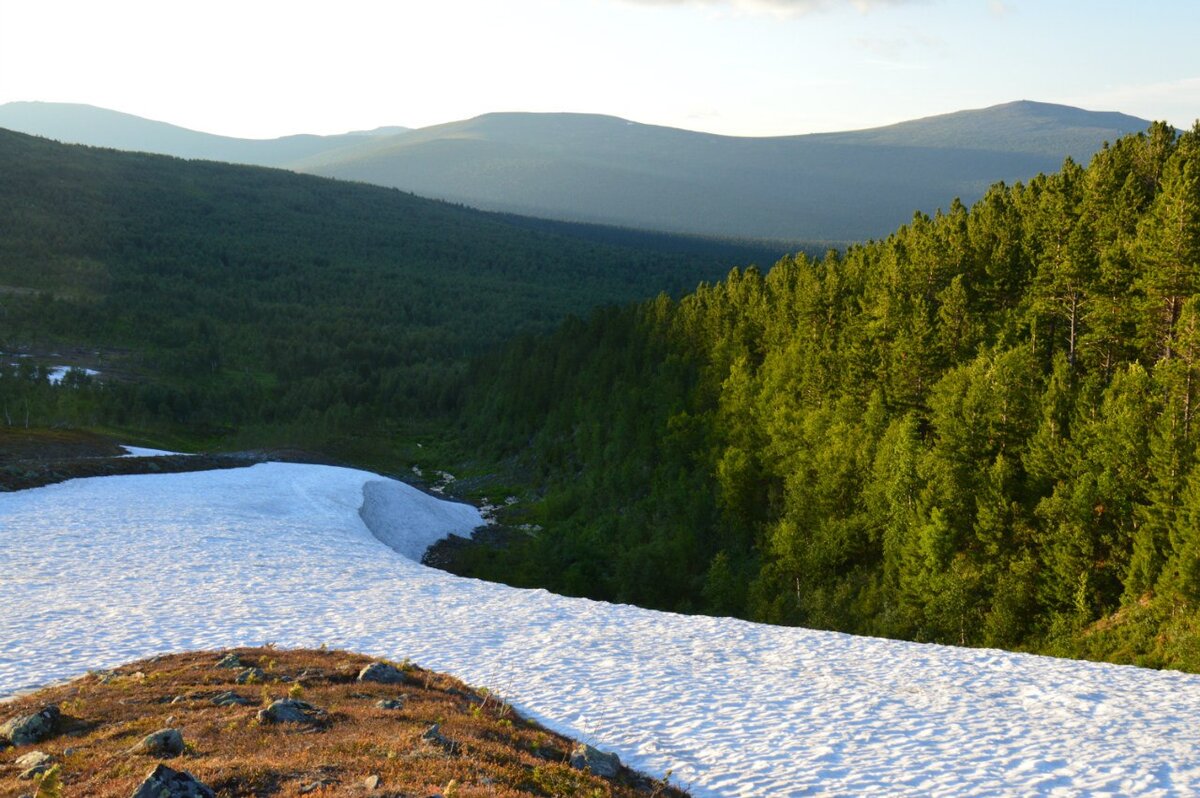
[0,648,686,798]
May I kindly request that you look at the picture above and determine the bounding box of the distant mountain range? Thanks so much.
[0,102,408,167]
[0,100,1152,242]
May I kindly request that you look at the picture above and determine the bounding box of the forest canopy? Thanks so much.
[455,121,1200,670]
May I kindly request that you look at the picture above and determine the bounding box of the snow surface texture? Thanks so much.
[4,463,1200,797]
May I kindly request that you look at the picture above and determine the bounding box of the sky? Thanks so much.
[0,0,1197,139]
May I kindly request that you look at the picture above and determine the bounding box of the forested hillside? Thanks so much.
[0,129,756,449]
[457,121,1200,670]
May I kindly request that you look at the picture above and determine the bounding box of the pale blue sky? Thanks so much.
[0,0,1196,137]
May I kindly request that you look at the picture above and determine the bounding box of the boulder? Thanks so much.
[357,662,409,685]
[129,728,184,757]
[0,705,60,746]
[256,699,327,726]
[569,743,621,779]
[214,653,243,669]
[130,764,216,798]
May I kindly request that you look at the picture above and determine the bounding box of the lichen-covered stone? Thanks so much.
[0,705,60,746]
[210,691,254,707]
[256,699,327,725]
[129,728,184,757]
[569,743,621,779]
[357,662,409,685]
[235,667,265,684]
[130,764,216,798]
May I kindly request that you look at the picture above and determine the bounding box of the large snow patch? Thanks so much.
[2,462,1200,797]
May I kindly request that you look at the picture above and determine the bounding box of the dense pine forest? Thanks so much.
[7,119,1200,671]
[457,121,1200,670]
[0,129,774,453]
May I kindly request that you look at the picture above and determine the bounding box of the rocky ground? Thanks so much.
[0,647,685,798]
[0,428,339,492]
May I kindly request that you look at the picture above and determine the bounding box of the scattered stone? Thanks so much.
[16,750,53,780]
[170,695,188,705]
[569,743,621,779]
[357,662,409,685]
[375,698,406,710]
[130,727,184,757]
[215,653,243,669]
[210,691,254,707]
[0,705,60,746]
[130,763,216,798]
[421,723,452,749]
[256,699,327,726]
[364,773,381,790]
[235,667,265,684]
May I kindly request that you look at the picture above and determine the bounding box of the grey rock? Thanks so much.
[375,698,406,710]
[130,763,216,798]
[16,750,53,780]
[235,667,265,684]
[569,743,621,779]
[130,727,184,757]
[14,750,51,769]
[256,699,327,726]
[215,653,243,669]
[421,723,452,748]
[210,691,254,707]
[18,763,51,781]
[0,705,60,746]
[357,662,409,685]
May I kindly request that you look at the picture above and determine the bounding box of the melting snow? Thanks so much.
[46,366,100,385]
[119,445,181,458]
[2,463,1200,796]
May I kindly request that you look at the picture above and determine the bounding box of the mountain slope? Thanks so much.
[296,101,1151,241]
[1,100,1152,242]
[0,101,406,166]
[0,128,740,442]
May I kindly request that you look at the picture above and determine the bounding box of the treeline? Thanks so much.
[458,121,1200,668]
[0,128,741,445]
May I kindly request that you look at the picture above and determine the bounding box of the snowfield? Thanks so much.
[3,463,1200,797]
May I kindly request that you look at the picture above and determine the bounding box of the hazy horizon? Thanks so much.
[1,0,1196,141]
[0,97,1159,142]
